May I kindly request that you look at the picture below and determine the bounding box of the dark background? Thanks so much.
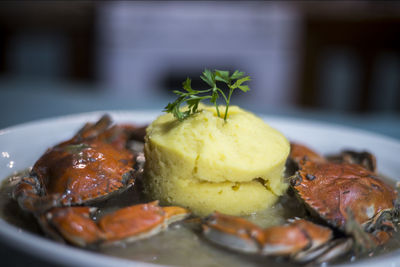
[1,2,399,115]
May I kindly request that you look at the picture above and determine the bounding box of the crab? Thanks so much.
[12,115,190,247]
[41,201,189,247]
[201,143,399,263]
[10,115,399,264]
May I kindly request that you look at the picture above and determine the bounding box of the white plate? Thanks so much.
[0,110,400,267]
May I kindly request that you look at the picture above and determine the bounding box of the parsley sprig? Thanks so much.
[164,69,251,122]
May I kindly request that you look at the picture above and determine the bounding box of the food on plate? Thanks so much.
[145,69,288,215]
[13,115,136,213]
[2,69,399,265]
[202,143,399,263]
[144,105,289,215]
[4,113,399,264]
[12,114,190,247]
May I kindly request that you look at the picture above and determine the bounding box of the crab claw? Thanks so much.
[75,114,113,140]
[42,206,102,247]
[13,176,61,215]
[286,143,326,175]
[327,150,376,173]
[262,219,333,256]
[44,201,190,247]
[99,201,190,246]
[202,212,265,254]
[289,143,326,165]
[202,213,343,263]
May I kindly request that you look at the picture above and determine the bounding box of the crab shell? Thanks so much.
[291,160,397,231]
[13,115,140,213]
[12,115,192,248]
[32,132,135,206]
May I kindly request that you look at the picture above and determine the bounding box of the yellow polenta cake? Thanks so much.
[144,105,290,216]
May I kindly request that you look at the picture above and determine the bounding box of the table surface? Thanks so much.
[0,79,399,266]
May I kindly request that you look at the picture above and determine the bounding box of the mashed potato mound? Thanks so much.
[144,105,290,216]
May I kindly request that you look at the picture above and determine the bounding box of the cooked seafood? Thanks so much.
[43,202,189,247]
[13,115,137,212]
[7,115,399,265]
[12,115,190,247]
[201,143,399,263]
[291,144,397,246]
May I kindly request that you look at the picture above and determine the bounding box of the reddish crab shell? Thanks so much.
[290,143,397,231]
[13,115,138,213]
[292,160,396,230]
[201,143,399,264]
[12,115,191,248]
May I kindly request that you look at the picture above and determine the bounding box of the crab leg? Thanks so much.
[289,142,376,172]
[202,212,265,253]
[261,219,333,256]
[295,238,353,264]
[44,201,190,247]
[13,176,61,214]
[202,212,352,263]
[99,201,190,245]
[41,206,103,247]
[75,114,113,140]
[289,143,326,165]
[327,150,376,173]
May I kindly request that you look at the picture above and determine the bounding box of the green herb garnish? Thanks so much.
[164,69,251,122]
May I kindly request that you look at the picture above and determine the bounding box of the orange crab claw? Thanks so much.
[202,212,265,253]
[291,219,333,249]
[289,143,325,165]
[328,150,377,173]
[13,176,61,215]
[262,219,333,256]
[202,213,334,259]
[40,206,103,247]
[100,201,167,244]
[13,176,42,212]
[99,201,191,245]
[261,223,310,255]
[163,206,193,224]
[45,202,190,247]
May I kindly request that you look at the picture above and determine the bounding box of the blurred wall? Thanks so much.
[96,2,302,109]
[0,1,399,113]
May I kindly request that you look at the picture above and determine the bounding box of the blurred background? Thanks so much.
[0,2,399,266]
[0,1,399,138]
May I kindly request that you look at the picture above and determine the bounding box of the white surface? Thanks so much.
[0,110,400,267]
